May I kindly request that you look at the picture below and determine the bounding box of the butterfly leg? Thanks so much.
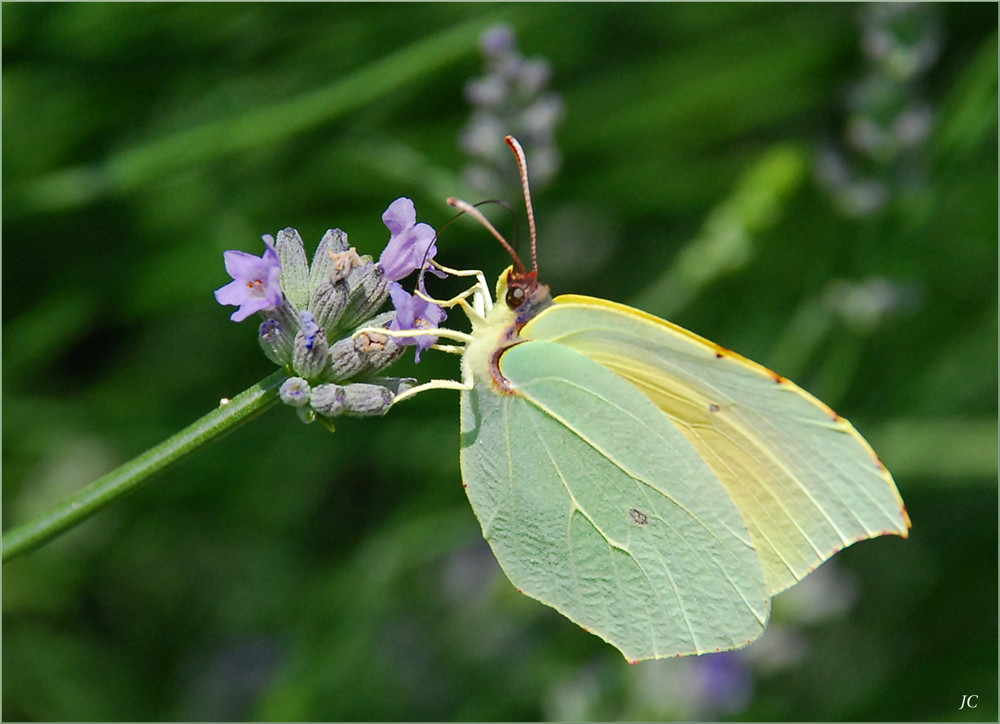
[389,342,476,405]
[414,285,487,328]
[352,326,474,345]
[389,377,472,406]
[429,260,493,315]
[429,343,466,355]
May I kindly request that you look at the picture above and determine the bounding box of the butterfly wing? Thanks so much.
[460,338,770,662]
[522,295,910,597]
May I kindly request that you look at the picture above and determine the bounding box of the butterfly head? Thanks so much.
[450,136,551,327]
[497,265,552,326]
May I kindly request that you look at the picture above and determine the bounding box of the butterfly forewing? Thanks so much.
[521,295,910,596]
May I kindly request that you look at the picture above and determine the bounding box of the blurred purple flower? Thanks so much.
[481,23,516,58]
[388,282,446,362]
[379,198,438,281]
[459,24,563,196]
[215,237,283,322]
[693,654,753,716]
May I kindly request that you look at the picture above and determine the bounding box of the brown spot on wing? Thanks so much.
[629,508,649,525]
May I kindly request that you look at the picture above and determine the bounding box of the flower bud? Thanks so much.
[354,327,404,375]
[292,312,329,379]
[310,230,351,288]
[279,377,311,407]
[373,376,417,397]
[340,263,390,329]
[362,310,396,332]
[329,248,366,285]
[310,383,347,417]
[258,318,294,367]
[259,294,301,342]
[309,278,349,330]
[326,337,367,382]
[342,383,395,417]
[275,228,311,310]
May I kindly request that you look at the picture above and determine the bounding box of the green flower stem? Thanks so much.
[2,370,287,564]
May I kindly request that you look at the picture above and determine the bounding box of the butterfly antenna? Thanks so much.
[447,197,527,273]
[505,136,538,273]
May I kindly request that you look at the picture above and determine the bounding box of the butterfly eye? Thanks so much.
[506,285,526,309]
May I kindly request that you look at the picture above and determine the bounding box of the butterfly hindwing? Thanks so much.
[460,338,770,661]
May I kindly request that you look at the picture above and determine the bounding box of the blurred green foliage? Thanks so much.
[3,3,997,721]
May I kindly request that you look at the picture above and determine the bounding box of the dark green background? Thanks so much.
[4,3,997,721]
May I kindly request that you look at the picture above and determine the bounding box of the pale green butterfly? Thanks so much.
[376,136,910,663]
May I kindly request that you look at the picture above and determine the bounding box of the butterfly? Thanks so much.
[385,136,910,663]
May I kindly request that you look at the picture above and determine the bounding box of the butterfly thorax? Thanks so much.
[462,266,552,394]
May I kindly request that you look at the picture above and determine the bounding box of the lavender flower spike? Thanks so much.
[378,197,438,281]
[215,236,283,322]
[388,282,446,362]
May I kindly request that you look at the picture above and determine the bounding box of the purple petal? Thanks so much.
[379,199,439,282]
[379,237,415,281]
[388,282,447,362]
[388,281,414,315]
[215,238,283,322]
[222,249,263,280]
[214,279,246,307]
[408,223,439,269]
[382,197,416,237]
